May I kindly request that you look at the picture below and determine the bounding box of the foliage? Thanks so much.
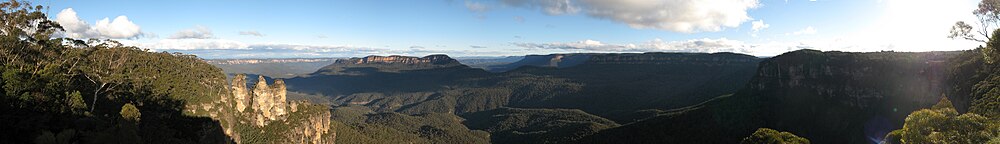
[883,97,999,144]
[120,103,140,122]
[461,107,620,144]
[0,1,231,143]
[327,106,490,144]
[740,128,810,144]
[65,91,86,111]
[950,0,1000,43]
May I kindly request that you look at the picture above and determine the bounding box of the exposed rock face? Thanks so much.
[335,54,457,65]
[217,74,336,144]
[744,50,960,143]
[238,75,291,126]
[287,105,334,144]
[231,74,251,113]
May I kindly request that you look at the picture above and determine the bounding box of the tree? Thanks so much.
[951,0,1000,43]
[80,41,136,112]
[65,91,86,111]
[120,103,140,122]
[951,0,1000,63]
[740,128,810,144]
[883,97,999,144]
[0,0,64,73]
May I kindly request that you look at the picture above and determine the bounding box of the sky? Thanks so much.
[39,0,982,59]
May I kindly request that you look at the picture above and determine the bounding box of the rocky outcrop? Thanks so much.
[286,104,334,144]
[214,74,336,144]
[248,75,288,126]
[230,74,251,113]
[231,75,292,126]
[745,50,960,143]
[335,54,457,65]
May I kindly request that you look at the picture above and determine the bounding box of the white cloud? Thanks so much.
[750,20,769,37]
[508,38,924,56]
[140,39,248,50]
[55,8,144,39]
[513,16,525,23]
[500,0,579,15]
[751,20,769,32]
[787,26,817,35]
[466,1,489,12]
[512,38,755,53]
[239,31,265,37]
[497,0,760,33]
[169,25,215,39]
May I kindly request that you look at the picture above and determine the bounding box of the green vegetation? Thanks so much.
[0,1,230,143]
[741,128,810,144]
[226,102,335,143]
[119,103,140,122]
[883,97,999,144]
[462,107,620,144]
[328,106,490,144]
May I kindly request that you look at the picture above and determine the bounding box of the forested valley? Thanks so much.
[3,0,1000,144]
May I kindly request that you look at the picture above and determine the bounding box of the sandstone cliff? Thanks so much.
[335,54,458,65]
[209,74,335,143]
[315,54,466,75]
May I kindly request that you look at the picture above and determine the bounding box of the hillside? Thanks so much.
[281,52,763,143]
[579,50,968,143]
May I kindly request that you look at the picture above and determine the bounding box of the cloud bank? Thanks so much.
[169,25,215,39]
[495,0,760,33]
[55,8,144,39]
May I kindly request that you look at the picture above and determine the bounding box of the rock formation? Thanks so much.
[230,74,251,113]
[213,74,335,143]
[230,75,293,126]
[248,75,288,126]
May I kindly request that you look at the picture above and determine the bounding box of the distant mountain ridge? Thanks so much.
[334,55,458,65]
[486,52,759,72]
[312,55,466,76]
[208,58,337,78]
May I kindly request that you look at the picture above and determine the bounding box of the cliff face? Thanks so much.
[249,75,288,126]
[313,54,467,75]
[579,50,966,144]
[231,75,290,126]
[335,54,458,65]
[212,74,335,144]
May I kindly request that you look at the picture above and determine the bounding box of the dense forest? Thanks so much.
[0,1,231,143]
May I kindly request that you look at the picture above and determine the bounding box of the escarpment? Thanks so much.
[578,50,967,144]
[335,54,458,65]
[314,55,466,75]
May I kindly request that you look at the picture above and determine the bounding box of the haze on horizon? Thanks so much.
[43,0,979,59]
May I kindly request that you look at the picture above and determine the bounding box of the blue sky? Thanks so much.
[40,0,981,59]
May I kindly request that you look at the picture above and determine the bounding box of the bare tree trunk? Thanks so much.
[90,83,105,112]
